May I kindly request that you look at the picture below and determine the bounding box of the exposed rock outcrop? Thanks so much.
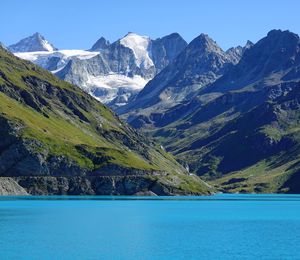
[11,176,202,196]
[0,177,28,195]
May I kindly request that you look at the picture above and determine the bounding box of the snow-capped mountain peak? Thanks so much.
[120,32,154,69]
[9,32,57,52]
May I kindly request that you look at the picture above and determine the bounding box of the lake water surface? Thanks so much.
[1,194,300,259]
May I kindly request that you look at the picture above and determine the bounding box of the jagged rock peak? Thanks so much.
[245,40,254,49]
[8,32,57,52]
[250,29,300,58]
[188,33,224,53]
[226,40,254,64]
[158,32,184,40]
[90,36,110,51]
[267,29,299,39]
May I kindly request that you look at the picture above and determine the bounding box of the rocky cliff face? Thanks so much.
[0,178,28,195]
[3,175,209,195]
[151,33,188,73]
[0,46,212,195]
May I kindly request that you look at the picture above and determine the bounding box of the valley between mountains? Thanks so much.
[1,29,300,194]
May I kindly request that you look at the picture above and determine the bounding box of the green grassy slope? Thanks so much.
[0,47,212,194]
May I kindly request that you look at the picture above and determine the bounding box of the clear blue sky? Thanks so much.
[1,0,300,50]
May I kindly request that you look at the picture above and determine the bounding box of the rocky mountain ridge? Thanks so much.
[118,34,251,123]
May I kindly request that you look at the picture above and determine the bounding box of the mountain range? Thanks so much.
[9,32,187,108]
[117,34,252,116]
[119,29,300,193]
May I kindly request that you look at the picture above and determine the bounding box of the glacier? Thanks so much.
[10,32,187,107]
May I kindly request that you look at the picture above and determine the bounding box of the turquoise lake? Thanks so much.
[1,194,300,259]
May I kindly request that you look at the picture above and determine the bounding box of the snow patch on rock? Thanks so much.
[120,33,154,69]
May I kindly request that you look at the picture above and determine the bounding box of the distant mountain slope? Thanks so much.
[204,29,300,94]
[122,29,300,193]
[12,32,187,108]
[0,46,211,195]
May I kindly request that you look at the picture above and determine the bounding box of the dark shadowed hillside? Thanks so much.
[121,30,300,193]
